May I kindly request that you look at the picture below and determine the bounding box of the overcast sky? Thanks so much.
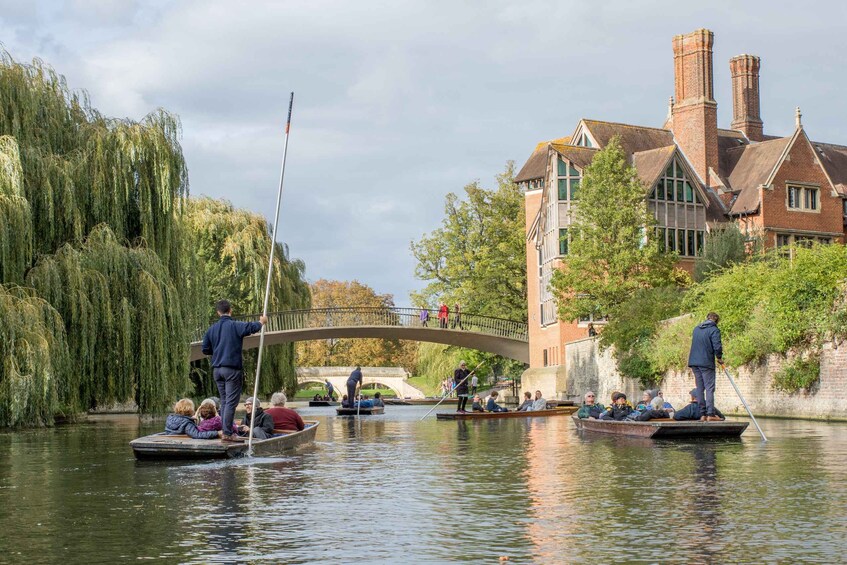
[1,1,845,304]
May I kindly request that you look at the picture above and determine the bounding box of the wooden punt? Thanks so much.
[571,414,748,438]
[308,400,338,407]
[336,406,385,416]
[130,421,320,460]
[436,406,577,420]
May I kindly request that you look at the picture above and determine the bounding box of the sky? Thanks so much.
[1,0,846,303]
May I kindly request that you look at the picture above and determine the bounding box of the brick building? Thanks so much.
[517,28,847,391]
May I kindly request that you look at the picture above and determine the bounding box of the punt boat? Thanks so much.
[130,421,320,460]
[571,414,748,438]
[309,400,338,407]
[336,406,385,416]
[436,406,577,420]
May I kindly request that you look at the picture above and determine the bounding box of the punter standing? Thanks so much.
[347,366,363,407]
[688,312,724,422]
[454,361,470,413]
[201,300,267,442]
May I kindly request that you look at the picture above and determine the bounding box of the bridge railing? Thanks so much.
[192,307,528,343]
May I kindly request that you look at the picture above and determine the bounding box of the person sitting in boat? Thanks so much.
[674,389,725,421]
[341,394,350,408]
[237,397,275,440]
[632,395,673,421]
[165,398,222,439]
[635,390,657,412]
[656,390,674,412]
[531,390,547,411]
[516,391,533,412]
[265,392,305,431]
[195,398,238,434]
[372,392,385,407]
[313,394,321,402]
[471,395,485,412]
[354,398,374,409]
[599,392,633,421]
[486,391,509,413]
[577,391,605,419]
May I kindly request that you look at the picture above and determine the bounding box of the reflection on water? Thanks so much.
[0,409,846,563]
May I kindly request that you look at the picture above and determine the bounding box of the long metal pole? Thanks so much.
[248,92,294,455]
[721,363,767,442]
[419,361,484,421]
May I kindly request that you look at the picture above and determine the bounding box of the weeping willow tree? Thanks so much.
[0,136,32,284]
[182,197,311,397]
[26,225,187,412]
[0,52,188,272]
[0,285,70,427]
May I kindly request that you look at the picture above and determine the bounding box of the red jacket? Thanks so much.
[438,305,449,319]
[264,407,305,431]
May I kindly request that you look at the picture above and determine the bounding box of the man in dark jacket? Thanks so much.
[201,300,267,442]
[576,391,606,419]
[347,366,363,407]
[688,312,724,422]
[454,361,471,413]
[239,397,275,439]
[674,389,725,421]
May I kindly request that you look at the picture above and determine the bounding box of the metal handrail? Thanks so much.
[191,306,528,343]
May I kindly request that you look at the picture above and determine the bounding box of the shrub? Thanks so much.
[773,354,820,393]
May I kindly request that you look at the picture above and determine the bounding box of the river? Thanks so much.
[1,407,845,564]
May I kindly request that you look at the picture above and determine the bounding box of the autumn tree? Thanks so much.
[296,280,417,370]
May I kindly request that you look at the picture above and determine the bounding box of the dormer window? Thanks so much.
[575,133,594,148]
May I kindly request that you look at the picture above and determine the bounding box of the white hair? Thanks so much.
[584,391,596,401]
[270,392,287,406]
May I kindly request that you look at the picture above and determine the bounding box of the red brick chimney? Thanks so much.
[670,29,719,186]
[730,54,763,141]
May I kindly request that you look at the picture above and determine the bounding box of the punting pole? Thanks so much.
[248,92,295,455]
[419,361,484,421]
[721,362,767,442]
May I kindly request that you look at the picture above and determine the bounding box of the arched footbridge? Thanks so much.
[189,307,529,363]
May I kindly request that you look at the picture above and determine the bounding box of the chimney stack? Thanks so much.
[730,55,763,141]
[671,29,719,186]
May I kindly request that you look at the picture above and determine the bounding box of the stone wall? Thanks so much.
[550,337,847,420]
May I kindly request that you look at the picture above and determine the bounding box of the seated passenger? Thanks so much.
[372,392,385,407]
[355,399,374,409]
[341,394,350,408]
[486,391,509,413]
[265,392,305,431]
[165,398,221,439]
[656,390,674,412]
[313,394,321,401]
[576,391,605,419]
[531,390,547,411]
[634,395,672,421]
[471,395,485,412]
[516,392,533,412]
[599,392,633,421]
[195,398,238,434]
[673,389,725,421]
[238,397,275,439]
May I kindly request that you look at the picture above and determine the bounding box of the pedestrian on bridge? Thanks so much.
[347,366,363,407]
[451,303,463,330]
[438,303,449,329]
[201,299,267,443]
[420,307,429,327]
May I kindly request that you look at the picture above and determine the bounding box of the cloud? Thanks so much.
[2,0,847,303]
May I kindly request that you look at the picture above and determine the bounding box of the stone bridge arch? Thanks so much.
[295,367,424,399]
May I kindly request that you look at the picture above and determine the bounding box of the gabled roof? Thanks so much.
[813,141,847,196]
[515,144,547,183]
[632,145,675,189]
[578,119,674,155]
[725,135,794,215]
[550,144,598,170]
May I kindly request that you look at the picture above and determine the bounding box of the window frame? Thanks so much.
[786,183,821,213]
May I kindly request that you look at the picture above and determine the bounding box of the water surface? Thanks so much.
[0,408,844,563]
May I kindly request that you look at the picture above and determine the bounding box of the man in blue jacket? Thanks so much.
[202,300,267,442]
[688,312,724,422]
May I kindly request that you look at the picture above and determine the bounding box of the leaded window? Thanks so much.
[557,158,581,201]
[651,158,698,204]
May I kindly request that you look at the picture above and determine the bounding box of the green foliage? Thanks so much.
[26,225,188,412]
[413,342,463,388]
[0,136,32,284]
[0,285,70,427]
[551,137,676,321]
[599,287,685,386]
[411,161,526,375]
[694,223,755,282]
[648,244,847,379]
[182,197,311,398]
[773,355,821,393]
